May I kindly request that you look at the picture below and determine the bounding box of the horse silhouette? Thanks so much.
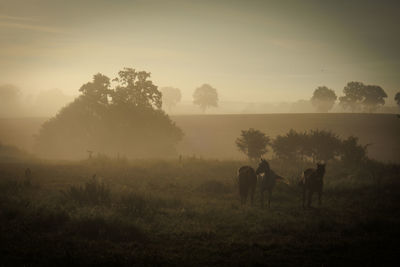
[256,159,289,208]
[299,163,326,208]
[237,165,257,205]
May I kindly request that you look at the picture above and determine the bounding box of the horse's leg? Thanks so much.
[268,189,272,208]
[318,190,322,206]
[260,189,264,207]
[307,190,313,208]
[302,188,306,209]
[250,186,255,206]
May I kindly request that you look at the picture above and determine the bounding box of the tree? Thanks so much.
[160,87,181,112]
[395,92,400,107]
[236,128,270,161]
[0,84,22,116]
[271,129,308,161]
[339,82,365,112]
[310,86,337,112]
[340,136,368,166]
[362,85,387,112]
[306,129,341,162]
[34,68,183,159]
[339,81,387,112]
[193,84,218,112]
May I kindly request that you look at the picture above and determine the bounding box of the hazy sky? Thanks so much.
[1,0,399,103]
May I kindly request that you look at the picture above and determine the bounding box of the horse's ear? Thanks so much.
[260,158,263,163]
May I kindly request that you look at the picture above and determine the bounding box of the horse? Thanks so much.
[237,165,257,205]
[299,163,326,208]
[256,159,289,208]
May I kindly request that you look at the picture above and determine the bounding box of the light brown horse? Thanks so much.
[237,166,257,205]
[299,163,326,208]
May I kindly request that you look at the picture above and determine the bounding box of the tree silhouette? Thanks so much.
[311,86,337,112]
[272,129,308,161]
[339,82,364,112]
[396,92,400,107]
[236,128,270,161]
[193,84,218,112]
[160,87,181,112]
[339,82,387,112]
[0,84,21,116]
[340,136,368,166]
[362,85,387,112]
[35,68,183,159]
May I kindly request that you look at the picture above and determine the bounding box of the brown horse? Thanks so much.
[256,159,289,208]
[299,163,326,208]
[237,165,257,205]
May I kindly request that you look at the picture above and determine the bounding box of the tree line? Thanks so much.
[236,128,368,165]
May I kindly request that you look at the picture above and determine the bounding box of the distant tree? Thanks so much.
[193,84,218,112]
[160,87,181,112]
[339,82,387,112]
[362,85,387,112]
[394,92,400,107]
[236,128,270,161]
[339,82,365,112]
[35,68,182,159]
[0,84,22,116]
[310,86,337,112]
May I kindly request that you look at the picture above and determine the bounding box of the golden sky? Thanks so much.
[1,0,399,103]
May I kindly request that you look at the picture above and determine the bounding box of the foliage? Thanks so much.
[395,92,400,107]
[0,159,399,266]
[340,136,368,165]
[272,129,361,163]
[34,68,183,159]
[236,128,270,160]
[160,87,182,111]
[311,86,337,112]
[193,84,218,112]
[62,176,111,206]
[339,82,387,112]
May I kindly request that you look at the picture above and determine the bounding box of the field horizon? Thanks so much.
[1,113,399,163]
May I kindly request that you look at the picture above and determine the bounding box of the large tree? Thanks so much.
[236,128,270,161]
[193,84,218,112]
[35,68,183,159]
[339,82,387,112]
[160,87,181,112]
[311,86,337,112]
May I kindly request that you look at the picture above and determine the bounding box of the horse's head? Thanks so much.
[316,162,326,174]
[256,158,270,175]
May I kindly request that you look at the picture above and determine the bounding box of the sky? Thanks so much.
[1,0,400,104]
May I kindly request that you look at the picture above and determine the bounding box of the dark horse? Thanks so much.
[299,163,326,208]
[256,159,289,208]
[237,165,257,205]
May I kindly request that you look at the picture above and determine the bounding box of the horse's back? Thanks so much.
[238,166,257,186]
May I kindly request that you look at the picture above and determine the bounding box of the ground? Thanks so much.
[0,158,399,266]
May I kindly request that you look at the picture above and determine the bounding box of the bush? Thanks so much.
[62,176,111,206]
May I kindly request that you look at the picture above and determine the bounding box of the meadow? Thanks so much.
[1,113,399,162]
[0,157,399,266]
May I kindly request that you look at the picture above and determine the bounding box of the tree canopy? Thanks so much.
[310,86,337,112]
[395,92,400,107]
[339,82,387,112]
[35,68,183,159]
[236,128,270,160]
[193,84,218,112]
[160,87,181,112]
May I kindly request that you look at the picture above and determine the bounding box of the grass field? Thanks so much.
[0,157,399,266]
[0,113,399,162]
